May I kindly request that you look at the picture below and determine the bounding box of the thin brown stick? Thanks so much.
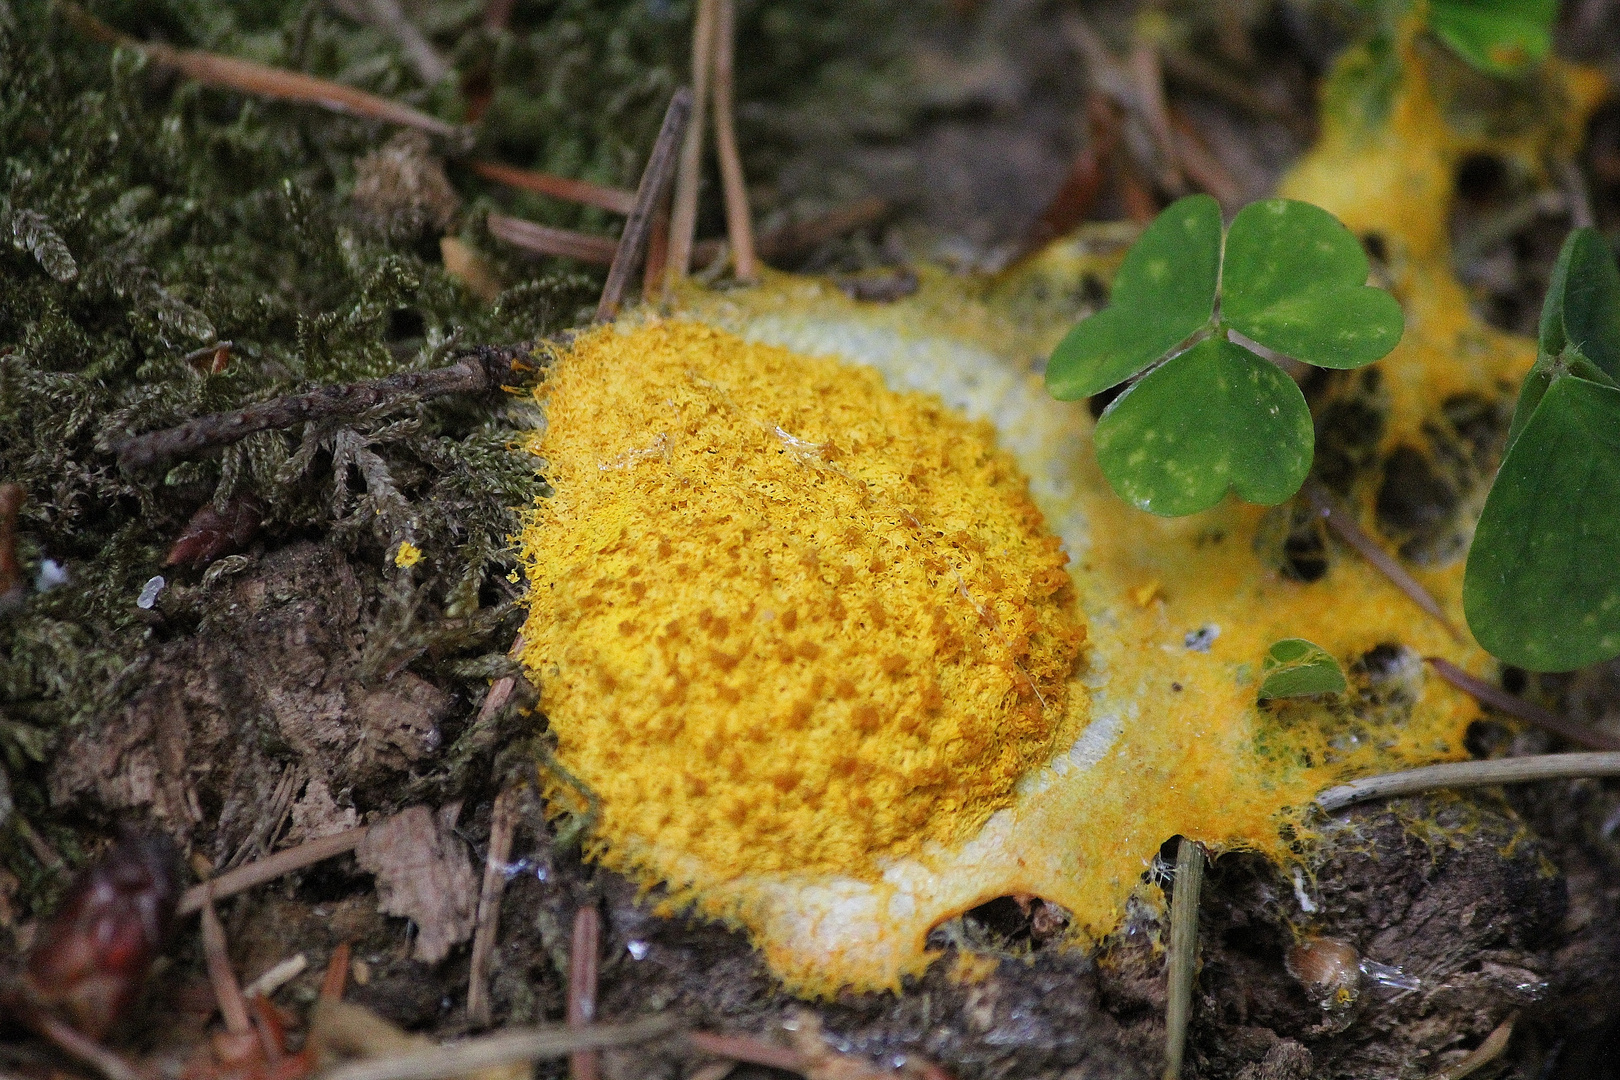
[1167,108,1241,209]
[668,0,719,282]
[467,783,520,1027]
[1316,752,1620,812]
[643,193,672,300]
[32,1014,142,1080]
[201,897,252,1035]
[319,1017,679,1080]
[114,347,521,472]
[60,3,464,141]
[1162,839,1203,1080]
[321,941,353,1001]
[178,826,369,916]
[1127,42,1185,197]
[690,198,890,268]
[488,214,619,266]
[0,483,23,607]
[1302,481,1464,642]
[1159,46,1310,136]
[686,1033,805,1073]
[568,905,603,1080]
[710,0,756,281]
[596,88,694,322]
[470,162,638,216]
[1425,657,1620,751]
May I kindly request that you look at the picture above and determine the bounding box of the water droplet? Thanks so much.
[136,575,166,609]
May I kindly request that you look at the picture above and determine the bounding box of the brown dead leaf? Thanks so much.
[355,806,476,964]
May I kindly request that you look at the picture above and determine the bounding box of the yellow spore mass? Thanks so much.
[519,321,1086,884]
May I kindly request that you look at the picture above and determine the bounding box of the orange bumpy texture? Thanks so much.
[519,320,1086,883]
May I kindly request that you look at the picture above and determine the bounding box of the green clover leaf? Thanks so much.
[1538,227,1620,381]
[1222,199,1405,369]
[1258,639,1348,700]
[1048,194,1401,517]
[1094,338,1313,516]
[1429,0,1556,75]
[1464,374,1620,671]
[1466,228,1620,672]
[1045,193,1222,401]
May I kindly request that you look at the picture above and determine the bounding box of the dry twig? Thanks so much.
[686,1032,804,1073]
[596,88,693,321]
[567,905,602,1080]
[178,826,370,916]
[31,1014,143,1080]
[1162,839,1202,1080]
[201,896,252,1035]
[1425,657,1620,751]
[487,214,619,265]
[60,2,465,142]
[668,0,719,281]
[711,0,757,281]
[0,483,23,609]
[470,162,638,216]
[466,779,519,1027]
[1316,752,1620,812]
[114,348,522,472]
[1302,481,1463,641]
[316,1016,680,1080]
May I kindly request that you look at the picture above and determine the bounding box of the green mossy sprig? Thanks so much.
[0,0,604,842]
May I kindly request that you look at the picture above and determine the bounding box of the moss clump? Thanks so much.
[0,0,597,874]
[518,321,1085,885]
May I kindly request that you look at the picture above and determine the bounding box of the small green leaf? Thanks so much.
[1221,198,1404,370]
[1258,638,1347,700]
[1045,194,1222,400]
[1429,0,1556,75]
[1464,374,1620,671]
[1094,338,1313,516]
[1538,228,1620,381]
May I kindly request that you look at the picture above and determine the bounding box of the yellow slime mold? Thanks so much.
[517,38,1606,994]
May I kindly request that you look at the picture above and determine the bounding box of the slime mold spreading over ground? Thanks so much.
[519,321,1087,883]
[516,34,1609,996]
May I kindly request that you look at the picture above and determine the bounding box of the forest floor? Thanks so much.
[8,1,1620,1079]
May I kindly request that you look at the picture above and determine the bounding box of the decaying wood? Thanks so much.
[113,347,524,472]
[595,88,693,322]
[355,806,478,965]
